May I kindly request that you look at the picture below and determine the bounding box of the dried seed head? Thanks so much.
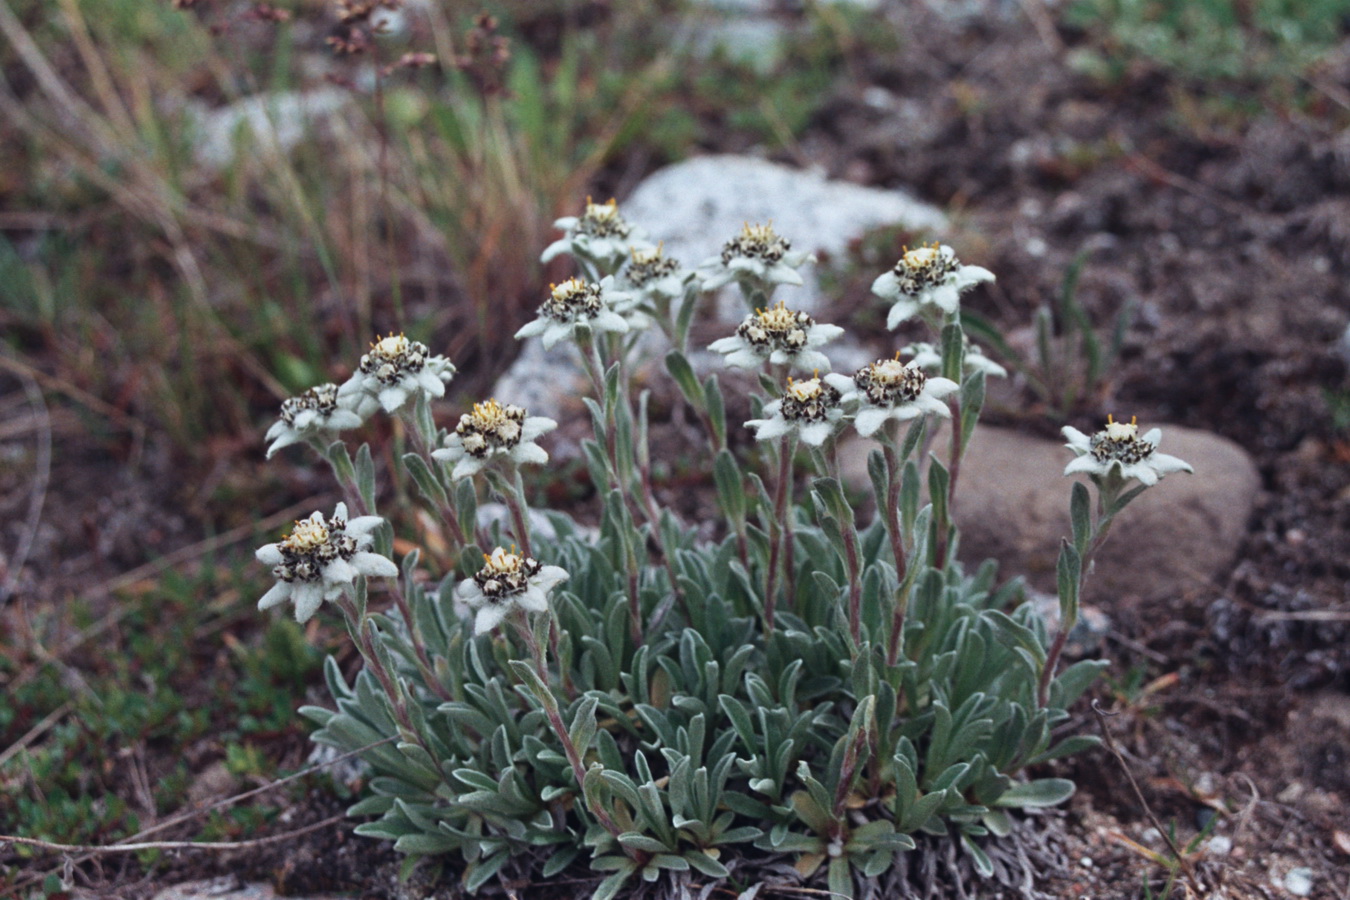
[891,242,960,294]
[540,278,605,323]
[473,547,542,600]
[576,197,632,239]
[781,375,840,422]
[279,383,340,425]
[736,301,813,352]
[358,333,431,384]
[456,399,528,457]
[627,244,679,287]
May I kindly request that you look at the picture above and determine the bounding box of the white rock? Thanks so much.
[623,155,946,317]
[500,156,945,421]
[1283,867,1315,897]
[187,90,351,171]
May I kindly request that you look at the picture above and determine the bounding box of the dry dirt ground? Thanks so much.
[4,3,1350,899]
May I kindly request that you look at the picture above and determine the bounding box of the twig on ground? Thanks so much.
[0,353,52,607]
[0,701,72,768]
[0,813,347,855]
[1093,700,1202,891]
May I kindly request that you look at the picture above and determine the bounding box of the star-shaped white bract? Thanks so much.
[824,357,959,438]
[337,333,455,419]
[699,222,815,292]
[709,301,843,372]
[871,243,995,328]
[256,502,397,623]
[456,547,569,635]
[1062,417,1193,487]
[540,197,650,272]
[744,375,844,447]
[431,398,556,481]
[902,340,1008,379]
[264,382,364,458]
[515,276,631,350]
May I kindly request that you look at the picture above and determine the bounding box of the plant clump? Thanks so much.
[252,202,1192,899]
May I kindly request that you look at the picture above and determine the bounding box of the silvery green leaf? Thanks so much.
[664,350,704,406]
[959,370,985,449]
[326,439,357,488]
[543,846,580,878]
[868,448,888,518]
[685,850,729,877]
[1070,480,1091,558]
[1051,659,1108,708]
[403,452,448,507]
[828,856,852,900]
[940,322,965,384]
[393,832,459,855]
[1056,539,1082,627]
[650,854,690,871]
[993,777,1075,808]
[704,373,726,448]
[961,833,995,877]
[619,832,673,853]
[355,442,377,514]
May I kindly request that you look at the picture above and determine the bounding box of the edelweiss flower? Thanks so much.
[709,301,842,371]
[515,276,632,350]
[432,398,556,481]
[824,356,958,438]
[256,503,397,623]
[337,333,456,418]
[621,243,695,305]
[540,197,650,271]
[456,546,569,635]
[901,339,1007,379]
[700,222,815,292]
[1062,416,1193,486]
[872,243,995,328]
[745,375,843,446]
[264,382,364,458]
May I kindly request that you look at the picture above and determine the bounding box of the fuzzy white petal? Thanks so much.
[956,265,995,287]
[871,271,900,300]
[1149,453,1193,476]
[521,417,558,442]
[511,442,549,467]
[807,323,844,346]
[747,416,789,442]
[537,566,570,592]
[592,310,631,335]
[257,580,291,611]
[474,604,509,635]
[518,586,550,613]
[256,543,284,566]
[823,373,855,394]
[1142,428,1163,446]
[292,583,326,623]
[516,318,548,340]
[726,348,764,369]
[452,457,485,481]
[799,421,833,446]
[925,377,960,400]
[417,370,447,397]
[322,558,357,585]
[701,269,736,291]
[854,407,891,438]
[378,386,408,413]
[929,284,960,314]
[540,239,571,263]
[351,551,398,579]
[456,579,485,606]
[1061,427,1092,453]
[1128,463,1159,487]
[708,336,744,353]
[1063,455,1102,477]
[344,514,383,538]
[886,299,920,330]
[912,395,951,418]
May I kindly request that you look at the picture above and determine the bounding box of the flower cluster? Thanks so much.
[456,546,569,634]
[433,399,555,480]
[541,197,648,270]
[701,222,814,292]
[256,503,396,623]
[745,375,843,446]
[826,356,958,438]
[265,382,363,457]
[709,301,842,371]
[339,333,456,417]
[872,243,994,328]
[622,244,692,303]
[1062,416,1193,486]
[515,276,631,349]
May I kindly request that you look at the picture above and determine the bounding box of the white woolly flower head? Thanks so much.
[871,242,995,329]
[700,222,815,293]
[455,546,569,635]
[901,339,1007,379]
[540,197,650,271]
[824,354,959,438]
[1062,415,1193,487]
[620,243,695,305]
[432,398,556,481]
[744,374,844,447]
[514,276,632,350]
[708,301,843,372]
[264,382,364,458]
[337,333,456,418]
[255,502,397,623]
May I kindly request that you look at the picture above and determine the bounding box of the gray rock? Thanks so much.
[839,423,1260,603]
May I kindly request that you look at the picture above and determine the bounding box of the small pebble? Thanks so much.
[1284,867,1314,897]
[1205,835,1232,856]
[1079,856,1094,868]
